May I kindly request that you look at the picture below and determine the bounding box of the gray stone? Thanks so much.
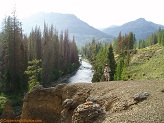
[86,97,97,103]
[62,99,73,109]
[133,92,150,102]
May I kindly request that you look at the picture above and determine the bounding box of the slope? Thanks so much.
[21,12,114,47]
[126,45,164,80]
[103,18,164,40]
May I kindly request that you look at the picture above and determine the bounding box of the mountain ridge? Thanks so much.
[103,18,164,40]
[1,14,164,44]
[21,12,114,47]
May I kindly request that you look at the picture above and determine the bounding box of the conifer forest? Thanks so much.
[0,11,79,96]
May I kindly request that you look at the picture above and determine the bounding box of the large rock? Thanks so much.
[21,83,92,123]
[72,101,105,123]
[21,86,64,123]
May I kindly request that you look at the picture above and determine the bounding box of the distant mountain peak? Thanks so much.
[21,12,114,47]
[136,18,146,21]
[135,18,147,23]
[103,18,164,41]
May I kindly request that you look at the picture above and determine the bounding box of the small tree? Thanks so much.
[114,58,124,80]
[25,59,42,91]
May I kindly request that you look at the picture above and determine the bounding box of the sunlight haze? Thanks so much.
[0,0,163,28]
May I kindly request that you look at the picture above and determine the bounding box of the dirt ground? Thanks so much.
[21,80,164,123]
[71,80,164,123]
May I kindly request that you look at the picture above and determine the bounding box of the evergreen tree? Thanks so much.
[92,44,108,82]
[121,65,128,81]
[114,32,136,54]
[117,32,122,53]
[157,29,164,46]
[114,58,124,80]
[25,59,42,91]
[1,11,28,94]
[107,45,116,80]
[138,40,146,49]
[0,13,79,94]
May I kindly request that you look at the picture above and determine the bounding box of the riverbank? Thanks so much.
[48,65,80,87]
[48,60,93,86]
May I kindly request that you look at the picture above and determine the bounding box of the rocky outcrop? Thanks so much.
[72,101,105,123]
[21,84,65,123]
[21,80,164,123]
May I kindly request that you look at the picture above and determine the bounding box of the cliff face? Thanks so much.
[21,80,164,123]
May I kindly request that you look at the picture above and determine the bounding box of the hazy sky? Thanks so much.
[0,0,163,28]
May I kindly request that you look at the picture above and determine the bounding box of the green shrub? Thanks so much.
[25,59,42,91]
[0,95,7,114]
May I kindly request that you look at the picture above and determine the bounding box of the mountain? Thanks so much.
[21,12,114,47]
[103,18,164,40]
[97,25,118,31]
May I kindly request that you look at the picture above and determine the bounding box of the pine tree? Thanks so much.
[70,36,79,72]
[25,59,42,91]
[138,40,146,49]
[108,45,116,80]
[117,32,122,53]
[114,58,124,80]
[1,11,27,93]
[92,44,108,82]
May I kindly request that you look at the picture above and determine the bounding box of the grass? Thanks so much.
[126,45,164,80]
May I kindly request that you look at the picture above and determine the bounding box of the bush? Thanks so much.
[0,94,7,114]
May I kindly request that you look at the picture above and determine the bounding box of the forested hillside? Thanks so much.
[81,29,164,82]
[0,11,79,111]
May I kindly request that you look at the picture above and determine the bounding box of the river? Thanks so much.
[67,60,94,83]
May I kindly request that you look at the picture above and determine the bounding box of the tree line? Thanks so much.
[138,28,164,49]
[0,11,79,94]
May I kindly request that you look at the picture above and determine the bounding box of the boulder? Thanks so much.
[72,101,105,123]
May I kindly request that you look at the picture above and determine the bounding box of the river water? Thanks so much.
[67,60,94,83]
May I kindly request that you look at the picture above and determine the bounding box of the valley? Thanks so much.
[0,11,164,123]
